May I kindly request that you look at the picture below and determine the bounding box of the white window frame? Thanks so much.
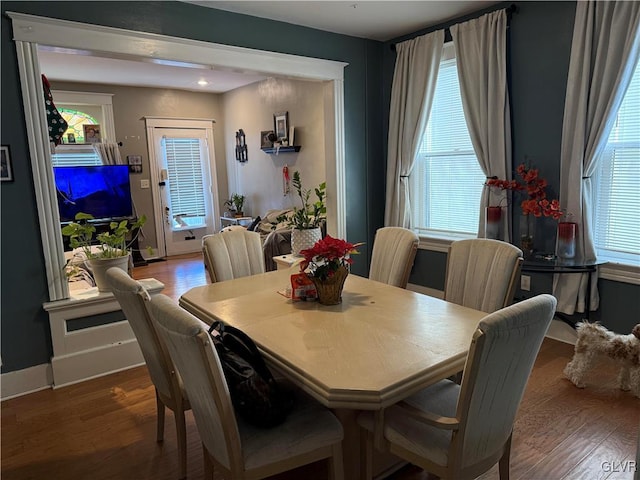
[411,42,484,248]
[591,60,640,284]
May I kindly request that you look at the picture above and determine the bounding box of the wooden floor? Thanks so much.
[2,253,638,480]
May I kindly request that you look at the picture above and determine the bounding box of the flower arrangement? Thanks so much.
[299,235,362,282]
[485,163,563,219]
[298,235,363,305]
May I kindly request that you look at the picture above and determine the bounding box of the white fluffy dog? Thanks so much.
[564,322,640,398]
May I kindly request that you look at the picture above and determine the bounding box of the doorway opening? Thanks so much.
[9,11,347,301]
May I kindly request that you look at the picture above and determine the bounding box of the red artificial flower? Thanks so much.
[485,162,564,220]
[299,235,363,281]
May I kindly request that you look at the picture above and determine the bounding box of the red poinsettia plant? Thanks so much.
[485,163,563,219]
[299,235,363,282]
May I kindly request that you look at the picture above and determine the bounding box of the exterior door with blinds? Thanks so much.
[150,126,217,256]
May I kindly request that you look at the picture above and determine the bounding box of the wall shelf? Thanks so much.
[261,146,301,154]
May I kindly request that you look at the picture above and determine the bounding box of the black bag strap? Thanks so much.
[208,321,274,382]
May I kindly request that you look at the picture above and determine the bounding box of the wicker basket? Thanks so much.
[310,265,349,305]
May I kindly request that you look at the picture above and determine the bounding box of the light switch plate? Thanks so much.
[521,275,531,291]
[140,179,150,189]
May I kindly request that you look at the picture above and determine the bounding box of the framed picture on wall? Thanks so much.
[1,145,13,182]
[273,112,289,142]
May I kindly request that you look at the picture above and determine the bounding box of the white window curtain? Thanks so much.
[93,142,124,165]
[554,1,640,314]
[451,9,512,240]
[385,30,444,227]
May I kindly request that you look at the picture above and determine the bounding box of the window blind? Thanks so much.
[51,145,102,166]
[593,60,640,265]
[413,54,485,236]
[164,137,207,230]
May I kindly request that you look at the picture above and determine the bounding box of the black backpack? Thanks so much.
[208,321,294,428]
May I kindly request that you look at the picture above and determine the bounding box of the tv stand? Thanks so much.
[129,225,147,267]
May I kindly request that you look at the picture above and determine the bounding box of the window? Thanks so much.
[592,59,640,266]
[412,43,485,238]
[50,108,102,167]
[163,137,208,230]
[49,91,115,168]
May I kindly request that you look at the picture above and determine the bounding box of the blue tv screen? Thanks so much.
[54,165,134,223]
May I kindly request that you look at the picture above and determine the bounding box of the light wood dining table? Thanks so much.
[179,269,487,479]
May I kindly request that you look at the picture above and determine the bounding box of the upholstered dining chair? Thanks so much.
[444,239,523,313]
[369,227,419,289]
[105,268,190,479]
[202,228,265,283]
[148,294,345,480]
[358,294,557,480]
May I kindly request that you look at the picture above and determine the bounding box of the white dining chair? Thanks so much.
[358,294,557,480]
[369,227,419,289]
[148,294,345,480]
[444,238,523,313]
[105,268,190,479]
[202,228,265,283]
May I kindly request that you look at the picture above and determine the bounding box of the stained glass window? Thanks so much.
[59,108,98,144]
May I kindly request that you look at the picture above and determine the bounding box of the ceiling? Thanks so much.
[39,1,498,93]
[187,1,500,42]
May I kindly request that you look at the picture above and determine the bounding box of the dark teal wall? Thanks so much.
[0,1,384,372]
[386,1,640,332]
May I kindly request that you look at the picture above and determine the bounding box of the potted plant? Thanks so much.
[277,171,326,255]
[224,193,246,217]
[62,212,147,292]
[299,235,362,305]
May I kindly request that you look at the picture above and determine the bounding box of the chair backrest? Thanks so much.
[105,268,177,400]
[452,294,556,471]
[444,239,523,313]
[369,227,419,289]
[149,294,242,473]
[202,229,265,283]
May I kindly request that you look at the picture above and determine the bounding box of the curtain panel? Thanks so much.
[554,1,640,314]
[93,143,124,165]
[451,9,512,241]
[384,30,443,227]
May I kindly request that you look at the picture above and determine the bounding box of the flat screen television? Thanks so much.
[54,165,134,223]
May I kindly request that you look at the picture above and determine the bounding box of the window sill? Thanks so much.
[417,232,477,253]
[599,262,640,285]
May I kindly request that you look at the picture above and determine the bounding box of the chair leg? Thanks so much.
[156,389,165,443]
[175,408,187,480]
[328,442,344,480]
[499,434,512,480]
[203,444,214,479]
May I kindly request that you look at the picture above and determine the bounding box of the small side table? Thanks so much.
[220,216,253,230]
[521,255,605,327]
[273,253,302,271]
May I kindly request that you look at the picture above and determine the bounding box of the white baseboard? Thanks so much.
[1,363,53,401]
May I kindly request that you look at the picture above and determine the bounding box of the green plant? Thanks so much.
[224,193,245,213]
[278,171,326,229]
[61,212,147,259]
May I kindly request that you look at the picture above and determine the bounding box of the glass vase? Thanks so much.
[557,222,577,259]
[485,206,502,240]
[520,215,535,258]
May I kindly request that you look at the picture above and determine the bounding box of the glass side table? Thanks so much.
[521,254,606,327]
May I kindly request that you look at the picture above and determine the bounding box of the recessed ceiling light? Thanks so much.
[197,80,209,86]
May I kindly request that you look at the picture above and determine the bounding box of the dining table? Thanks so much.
[179,269,487,479]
